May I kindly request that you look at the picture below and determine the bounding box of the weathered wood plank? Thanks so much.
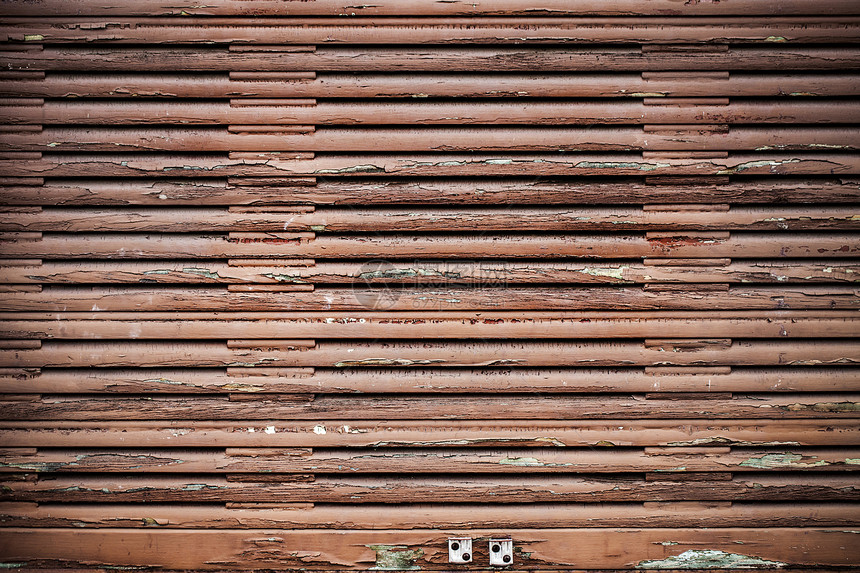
[0,419,856,448]
[3,260,855,285]
[3,0,858,16]
[3,286,859,312]
[2,367,857,394]
[4,153,857,178]
[3,311,858,340]
[3,46,860,73]
[0,178,858,206]
[3,100,860,126]
[2,340,858,368]
[2,501,858,529]
[4,206,859,232]
[3,394,858,421]
[3,73,858,99]
[3,475,856,503]
[0,528,857,569]
[4,126,860,153]
[1,232,858,259]
[4,18,860,45]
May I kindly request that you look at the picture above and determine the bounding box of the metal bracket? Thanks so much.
[489,538,513,566]
[448,538,472,564]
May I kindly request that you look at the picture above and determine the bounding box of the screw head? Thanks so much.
[450,542,459,551]
[461,553,470,561]
[491,544,501,553]
[503,555,512,563]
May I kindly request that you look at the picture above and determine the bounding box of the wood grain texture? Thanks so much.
[1,5,859,570]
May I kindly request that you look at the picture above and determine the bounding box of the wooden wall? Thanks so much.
[0,1,859,570]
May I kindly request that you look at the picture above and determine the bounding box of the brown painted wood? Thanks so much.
[2,501,858,529]
[3,393,858,421]
[3,260,855,285]
[3,475,856,503]
[1,419,856,448]
[0,178,858,206]
[0,528,857,569]
[2,367,857,394]
[4,73,859,99]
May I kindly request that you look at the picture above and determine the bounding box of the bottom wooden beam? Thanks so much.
[0,528,857,569]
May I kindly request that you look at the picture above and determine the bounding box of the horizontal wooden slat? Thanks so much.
[2,286,858,311]
[2,178,856,206]
[4,73,858,99]
[4,18,860,45]
[3,206,859,232]
[3,100,859,126]
[3,0,859,16]
[3,393,858,420]
[3,153,857,178]
[3,475,855,503]
[4,126,859,152]
[3,260,854,285]
[2,367,857,394]
[0,210,784,237]
[0,419,855,448]
[1,528,858,569]
[1,232,857,259]
[2,340,857,368]
[2,501,858,529]
[1,447,857,474]
[1,311,857,339]
[4,46,860,72]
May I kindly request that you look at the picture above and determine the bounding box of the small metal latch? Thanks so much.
[489,538,513,566]
[448,538,472,563]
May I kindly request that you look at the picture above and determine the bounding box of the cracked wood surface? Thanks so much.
[1,367,857,394]
[0,178,858,205]
[3,475,857,503]
[0,419,856,448]
[0,528,857,569]
[3,0,860,16]
[1,5,859,570]
[3,73,859,99]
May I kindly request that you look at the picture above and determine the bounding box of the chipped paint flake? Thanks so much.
[367,545,423,570]
[636,549,786,569]
[739,452,831,469]
[716,158,801,175]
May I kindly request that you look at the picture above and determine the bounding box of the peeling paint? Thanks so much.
[334,358,447,367]
[261,272,308,284]
[739,452,831,469]
[666,437,801,447]
[574,160,669,171]
[636,549,786,569]
[219,382,265,392]
[499,456,570,467]
[357,267,460,281]
[579,265,631,282]
[716,159,801,175]
[182,267,221,279]
[315,164,384,174]
[367,545,422,570]
[765,36,788,42]
[783,401,860,412]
